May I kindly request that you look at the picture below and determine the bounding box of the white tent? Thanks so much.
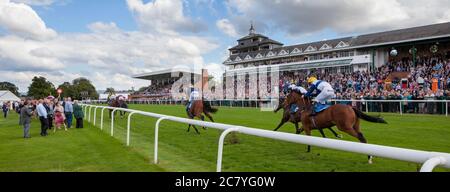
[0,90,21,102]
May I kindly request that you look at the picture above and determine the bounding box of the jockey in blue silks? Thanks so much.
[304,76,336,116]
[186,87,200,112]
[288,84,307,114]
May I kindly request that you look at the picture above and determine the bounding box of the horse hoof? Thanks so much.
[337,135,343,139]
[368,160,373,164]
[202,127,207,130]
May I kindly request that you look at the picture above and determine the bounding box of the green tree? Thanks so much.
[27,76,55,99]
[72,77,99,100]
[0,82,20,96]
[56,82,74,99]
[104,87,116,99]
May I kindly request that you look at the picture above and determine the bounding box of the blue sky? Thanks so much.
[1,0,449,92]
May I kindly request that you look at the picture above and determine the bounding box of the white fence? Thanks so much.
[80,103,450,172]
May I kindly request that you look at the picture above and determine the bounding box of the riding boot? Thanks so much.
[309,110,317,116]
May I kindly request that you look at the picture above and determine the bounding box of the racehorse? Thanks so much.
[274,97,341,138]
[284,91,387,163]
[109,98,128,119]
[187,100,218,134]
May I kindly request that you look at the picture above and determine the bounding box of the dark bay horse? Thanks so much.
[109,99,128,119]
[187,100,218,134]
[284,91,387,163]
[274,97,341,138]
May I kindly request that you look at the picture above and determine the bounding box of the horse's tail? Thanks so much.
[352,108,387,124]
[203,101,218,114]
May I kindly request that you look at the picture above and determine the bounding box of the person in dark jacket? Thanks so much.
[73,100,84,128]
[19,100,33,138]
[2,101,9,118]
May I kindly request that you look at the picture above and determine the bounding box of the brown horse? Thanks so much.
[187,100,218,134]
[274,97,341,138]
[109,99,128,119]
[284,91,387,163]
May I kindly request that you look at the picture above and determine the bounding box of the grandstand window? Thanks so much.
[278,50,288,55]
[335,41,349,48]
[320,43,332,50]
[305,45,317,52]
[291,48,301,54]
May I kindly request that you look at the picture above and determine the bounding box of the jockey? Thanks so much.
[287,84,307,114]
[304,76,336,116]
[186,86,200,112]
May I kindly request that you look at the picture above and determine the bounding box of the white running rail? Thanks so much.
[80,104,450,172]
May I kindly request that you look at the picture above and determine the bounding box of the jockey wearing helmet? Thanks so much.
[304,76,336,116]
[186,86,200,112]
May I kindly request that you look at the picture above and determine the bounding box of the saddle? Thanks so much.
[310,103,331,129]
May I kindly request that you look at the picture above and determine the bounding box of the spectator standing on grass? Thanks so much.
[2,101,9,118]
[73,100,84,128]
[36,99,49,136]
[53,102,67,132]
[64,97,74,128]
[19,100,33,138]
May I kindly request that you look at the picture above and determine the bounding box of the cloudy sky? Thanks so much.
[1,0,450,93]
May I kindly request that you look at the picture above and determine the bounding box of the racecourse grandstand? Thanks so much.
[131,22,450,104]
[224,22,450,101]
[131,68,202,101]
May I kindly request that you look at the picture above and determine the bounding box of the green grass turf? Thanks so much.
[1,104,450,172]
[0,113,164,172]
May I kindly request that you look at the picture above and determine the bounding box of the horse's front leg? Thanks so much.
[200,115,207,130]
[305,128,312,153]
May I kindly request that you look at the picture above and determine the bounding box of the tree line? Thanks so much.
[1,76,99,100]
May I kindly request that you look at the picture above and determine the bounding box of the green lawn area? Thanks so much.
[0,113,164,172]
[1,104,450,172]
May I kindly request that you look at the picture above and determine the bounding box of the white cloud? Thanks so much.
[225,0,450,36]
[0,0,219,94]
[11,0,58,6]
[0,0,57,40]
[216,18,239,37]
[88,22,121,34]
[126,0,207,34]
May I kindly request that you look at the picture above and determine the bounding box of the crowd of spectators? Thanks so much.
[2,97,85,139]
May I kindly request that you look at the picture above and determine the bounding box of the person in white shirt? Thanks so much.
[305,76,336,116]
[186,87,200,112]
[36,99,49,136]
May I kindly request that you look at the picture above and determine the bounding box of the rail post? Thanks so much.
[366,100,369,113]
[84,105,88,119]
[217,127,240,172]
[399,101,403,115]
[420,156,447,172]
[100,107,106,130]
[154,116,169,164]
[88,105,92,122]
[93,106,99,126]
[126,112,137,146]
[111,108,118,136]
[446,102,448,117]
